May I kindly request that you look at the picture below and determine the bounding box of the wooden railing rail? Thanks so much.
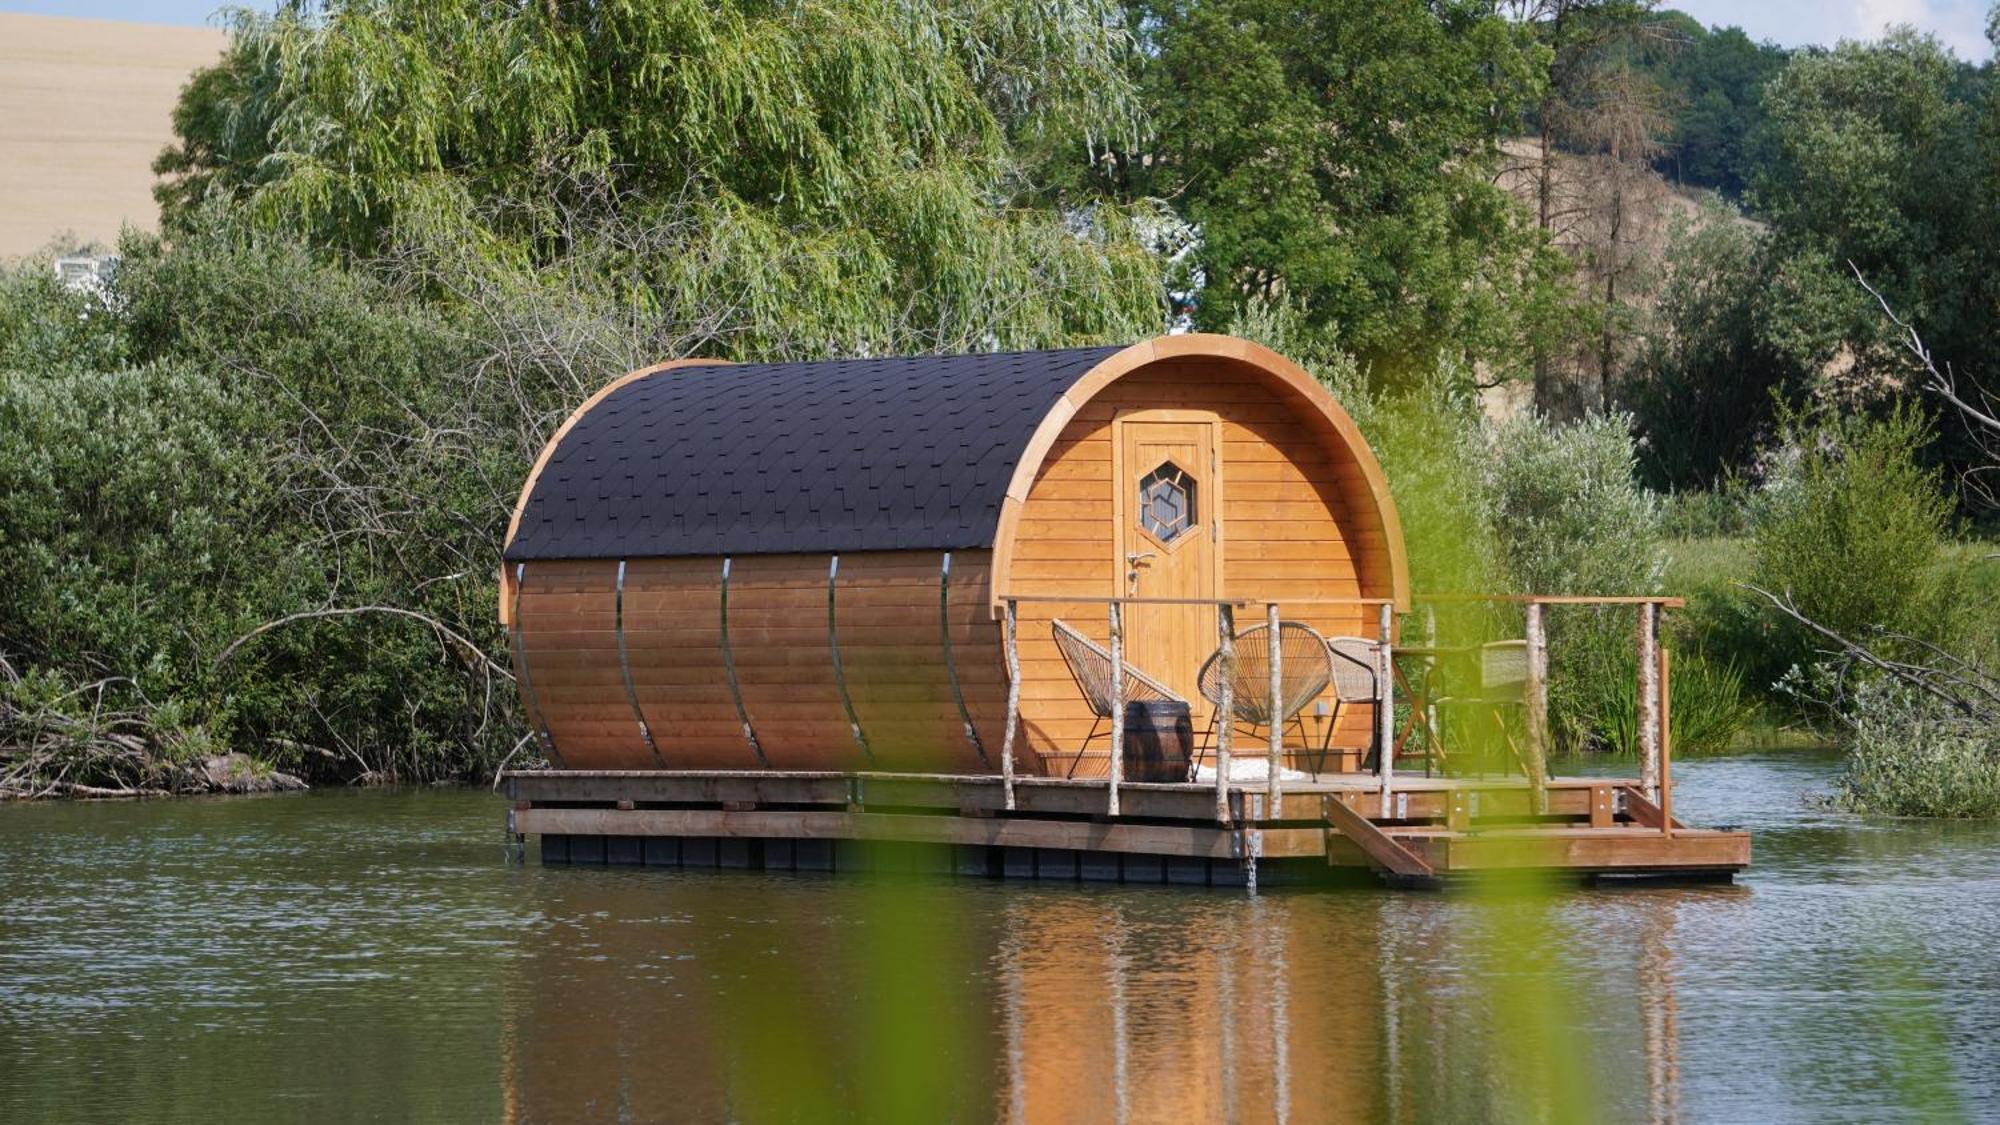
[994,590,1677,840]
[993,592,1398,829]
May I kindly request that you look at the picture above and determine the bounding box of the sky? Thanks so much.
[1672,0,1994,60]
[3,0,1994,61]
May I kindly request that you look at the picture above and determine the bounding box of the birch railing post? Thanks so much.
[1377,601,1395,818]
[1215,603,1235,824]
[1524,600,1550,815]
[1107,600,1124,818]
[1001,598,1020,812]
[1659,645,1674,838]
[1637,601,1661,801]
[1266,602,1284,818]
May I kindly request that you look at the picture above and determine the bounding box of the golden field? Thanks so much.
[0,12,225,259]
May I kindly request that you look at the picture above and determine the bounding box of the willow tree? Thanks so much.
[155,0,1165,360]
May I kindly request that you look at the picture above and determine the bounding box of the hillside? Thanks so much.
[0,13,224,259]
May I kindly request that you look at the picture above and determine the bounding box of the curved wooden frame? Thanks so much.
[989,334,1410,612]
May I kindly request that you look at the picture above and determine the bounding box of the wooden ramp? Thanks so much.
[503,770,1748,889]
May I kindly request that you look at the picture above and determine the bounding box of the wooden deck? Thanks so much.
[503,769,1749,890]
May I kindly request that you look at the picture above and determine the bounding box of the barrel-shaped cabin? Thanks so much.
[501,334,1408,777]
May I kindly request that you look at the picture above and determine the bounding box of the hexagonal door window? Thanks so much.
[1137,460,1198,545]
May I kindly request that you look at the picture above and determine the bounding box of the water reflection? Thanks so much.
[2,754,1996,1123]
[498,874,1751,1122]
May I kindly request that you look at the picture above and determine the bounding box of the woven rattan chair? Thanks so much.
[1193,621,1333,773]
[1050,619,1189,778]
[1318,636,1383,773]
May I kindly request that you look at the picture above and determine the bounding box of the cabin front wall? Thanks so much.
[512,550,1007,772]
[1004,357,1392,776]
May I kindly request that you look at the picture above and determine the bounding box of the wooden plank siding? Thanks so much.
[1006,357,1388,774]
[513,550,1009,772]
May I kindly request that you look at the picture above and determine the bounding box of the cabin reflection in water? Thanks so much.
[497,881,1690,1122]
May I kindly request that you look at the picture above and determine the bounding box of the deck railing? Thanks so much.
[993,591,1685,833]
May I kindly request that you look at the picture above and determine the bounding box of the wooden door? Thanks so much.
[1114,414,1220,710]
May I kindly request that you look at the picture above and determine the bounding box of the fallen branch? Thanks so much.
[490,731,536,790]
[1739,582,1996,722]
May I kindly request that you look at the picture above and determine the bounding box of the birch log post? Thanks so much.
[1637,602,1661,801]
[1378,601,1395,818]
[1107,600,1124,818]
[1266,602,1283,818]
[1001,598,1020,811]
[1216,604,1235,824]
[1524,601,1550,815]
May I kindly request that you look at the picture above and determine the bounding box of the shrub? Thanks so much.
[1660,480,1754,539]
[1831,686,2000,818]
[1489,412,1664,598]
[1486,413,1729,753]
[1749,406,1958,686]
[0,229,524,789]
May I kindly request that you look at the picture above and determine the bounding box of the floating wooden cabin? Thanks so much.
[502,335,1405,776]
[501,334,1749,887]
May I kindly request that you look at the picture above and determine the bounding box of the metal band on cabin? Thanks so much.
[614,560,664,767]
[718,557,766,765]
[509,562,562,767]
[939,552,988,765]
[826,555,872,760]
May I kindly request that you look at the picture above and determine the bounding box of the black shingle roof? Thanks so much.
[504,346,1125,560]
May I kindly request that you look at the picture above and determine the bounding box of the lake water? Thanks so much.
[2,753,1995,1122]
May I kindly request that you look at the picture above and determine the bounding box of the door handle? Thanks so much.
[1125,551,1157,595]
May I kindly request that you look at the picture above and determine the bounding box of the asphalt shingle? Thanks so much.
[504,346,1123,561]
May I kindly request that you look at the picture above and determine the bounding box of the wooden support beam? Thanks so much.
[1659,646,1674,838]
[1590,785,1615,828]
[1619,785,1685,831]
[1321,795,1434,881]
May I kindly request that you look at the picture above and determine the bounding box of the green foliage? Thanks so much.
[1630,13,1787,196]
[1488,411,1690,752]
[3,1,1179,790]
[1563,644,1757,757]
[1371,376,1507,607]
[1750,407,1960,681]
[1625,211,1851,489]
[1660,482,1753,539]
[0,227,519,787]
[1754,27,1996,473]
[1833,686,2000,818]
[1110,0,1564,378]
[154,0,1164,355]
[1489,411,1664,598]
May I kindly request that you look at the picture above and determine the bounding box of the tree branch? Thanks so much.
[215,606,513,683]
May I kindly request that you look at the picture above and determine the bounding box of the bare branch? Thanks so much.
[214,606,514,683]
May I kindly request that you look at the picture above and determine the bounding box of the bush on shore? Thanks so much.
[1831,686,2000,818]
